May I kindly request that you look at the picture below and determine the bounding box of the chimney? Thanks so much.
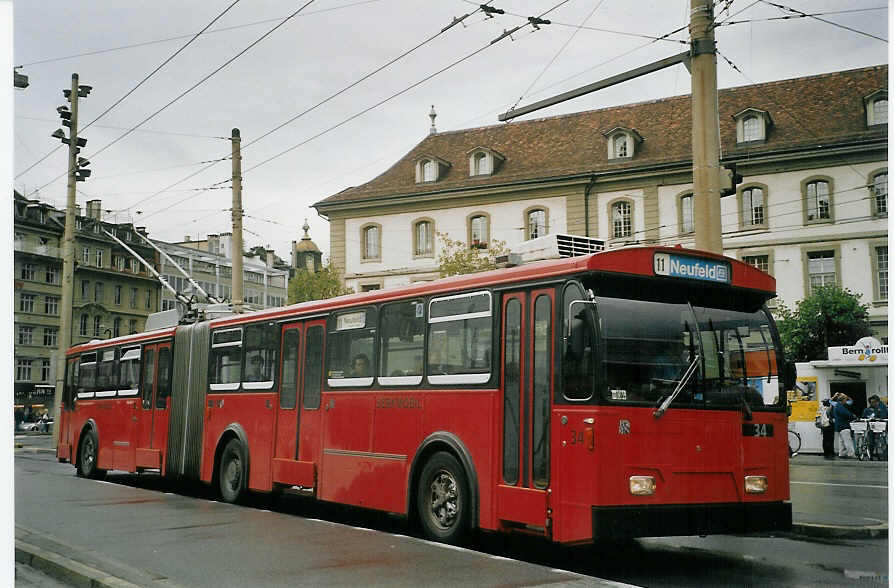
[184,235,192,242]
[265,249,275,267]
[207,234,220,255]
[86,199,102,220]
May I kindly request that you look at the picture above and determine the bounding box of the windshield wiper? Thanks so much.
[653,354,700,419]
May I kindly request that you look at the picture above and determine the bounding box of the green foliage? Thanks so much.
[776,285,873,362]
[436,232,510,277]
[287,261,353,303]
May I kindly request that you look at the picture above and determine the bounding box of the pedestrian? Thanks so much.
[831,393,856,458]
[862,395,888,419]
[816,399,835,459]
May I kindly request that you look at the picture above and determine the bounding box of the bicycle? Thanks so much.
[869,419,887,461]
[787,426,801,458]
[852,419,871,461]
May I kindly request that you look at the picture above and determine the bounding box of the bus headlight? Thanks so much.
[629,476,656,496]
[745,475,768,494]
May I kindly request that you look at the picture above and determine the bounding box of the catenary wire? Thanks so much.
[23,0,317,199]
[15,0,242,180]
[759,0,887,43]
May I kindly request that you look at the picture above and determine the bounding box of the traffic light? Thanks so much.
[720,163,743,197]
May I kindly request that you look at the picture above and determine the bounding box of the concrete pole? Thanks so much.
[690,0,723,254]
[53,74,80,445]
[231,128,244,313]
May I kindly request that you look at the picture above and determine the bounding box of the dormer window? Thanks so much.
[733,108,772,144]
[864,90,887,126]
[414,155,450,183]
[467,147,504,177]
[602,127,642,160]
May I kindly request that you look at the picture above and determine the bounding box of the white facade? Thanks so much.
[343,196,568,292]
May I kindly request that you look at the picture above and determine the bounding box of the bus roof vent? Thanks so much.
[144,309,181,331]
[510,234,605,263]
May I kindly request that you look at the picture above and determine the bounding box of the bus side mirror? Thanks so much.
[782,360,796,393]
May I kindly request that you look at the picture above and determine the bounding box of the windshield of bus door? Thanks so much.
[595,296,784,411]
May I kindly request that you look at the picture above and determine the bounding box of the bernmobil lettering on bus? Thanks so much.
[653,252,730,284]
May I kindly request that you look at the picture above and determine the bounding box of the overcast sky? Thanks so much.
[11,0,889,261]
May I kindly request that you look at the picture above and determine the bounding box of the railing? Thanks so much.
[14,242,60,258]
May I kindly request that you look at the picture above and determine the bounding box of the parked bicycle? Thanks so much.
[852,419,871,461]
[787,426,801,458]
[869,419,887,461]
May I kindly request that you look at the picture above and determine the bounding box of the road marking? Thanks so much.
[791,481,887,489]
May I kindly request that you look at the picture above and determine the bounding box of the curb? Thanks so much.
[16,539,143,588]
[14,446,56,454]
[790,522,888,540]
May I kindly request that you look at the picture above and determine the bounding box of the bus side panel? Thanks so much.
[369,389,424,513]
[202,392,277,491]
[421,391,496,529]
[111,397,139,472]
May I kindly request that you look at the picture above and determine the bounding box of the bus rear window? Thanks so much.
[428,291,492,385]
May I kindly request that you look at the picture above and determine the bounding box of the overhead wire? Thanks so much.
[15,0,242,181]
[16,115,227,139]
[759,0,887,43]
[15,0,385,68]
[23,0,318,199]
[113,1,496,216]
[715,6,889,28]
[509,0,608,112]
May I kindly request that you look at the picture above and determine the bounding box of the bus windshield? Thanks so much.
[594,296,783,409]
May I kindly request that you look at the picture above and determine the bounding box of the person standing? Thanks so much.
[816,399,835,459]
[831,393,856,458]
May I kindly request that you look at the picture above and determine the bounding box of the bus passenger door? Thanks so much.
[57,357,79,461]
[495,289,553,533]
[296,321,326,491]
[136,345,160,470]
[153,343,173,473]
[271,323,315,488]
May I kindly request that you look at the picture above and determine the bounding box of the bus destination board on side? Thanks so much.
[653,252,730,284]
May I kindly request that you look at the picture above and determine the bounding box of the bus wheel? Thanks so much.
[76,430,106,480]
[219,439,247,504]
[416,452,470,544]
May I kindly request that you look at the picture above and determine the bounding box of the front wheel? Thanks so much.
[219,439,247,504]
[416,452,470,544]
[76,429,106,480]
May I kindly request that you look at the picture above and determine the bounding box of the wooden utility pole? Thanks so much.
[690,0,723,253]
[231,128,244,313]
[53,74,81,446]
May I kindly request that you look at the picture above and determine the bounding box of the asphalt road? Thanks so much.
[14,439,890,587]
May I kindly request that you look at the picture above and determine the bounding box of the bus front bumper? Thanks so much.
[592,501,792,539]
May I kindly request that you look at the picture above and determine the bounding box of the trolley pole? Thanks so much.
[53,74,81,446]
[231,128,244,313]
[690,0,723,254]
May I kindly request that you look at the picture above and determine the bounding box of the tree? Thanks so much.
[287,261,353,303]
[776,285,873,362]
[436,232,510,277]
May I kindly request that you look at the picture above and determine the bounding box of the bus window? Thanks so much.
[78,353,97,398]
[532,294,551,489]
[140,348,154,409]
[281,330,300,409]
[427,291,492,385]
[157,347,172,409]
[119,347,141,397]
[64,358,79,408]
[210,328,242,391]
[304,326,323,409]
[96,349,118,397]
[327,308,376,387]
[503,297,521,485]
[243,322,278,390]
[379,301,424,386]
[562,284,596,401]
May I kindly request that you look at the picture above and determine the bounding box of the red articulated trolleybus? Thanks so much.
[57,244,794,544]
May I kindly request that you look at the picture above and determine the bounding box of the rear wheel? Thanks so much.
[219,439,247,504]
[416,452,470,544]
[76,429,106,480]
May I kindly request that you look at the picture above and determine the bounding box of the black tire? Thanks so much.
[416,452,470,544]
[76,429,106,480]
[219,439,247,504]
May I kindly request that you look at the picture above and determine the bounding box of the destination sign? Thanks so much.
[653,252,730,284]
